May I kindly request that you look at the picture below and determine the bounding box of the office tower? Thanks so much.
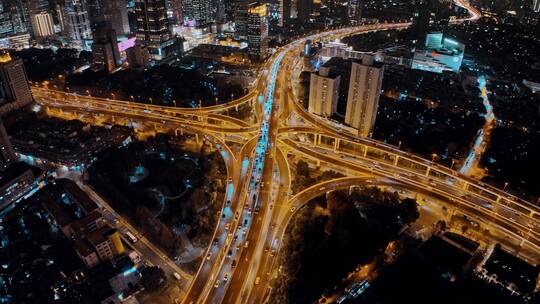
[297,0,312,22]
[0,1,30,37]
[533,0,540,12]
[279,0,291,26]
[0,53,33,108]
[33,12,55,37]
[345,56,384,137]
[247,2,269,61]
[0,118,16,170]
[63,0,92,42]
[92,25,121,72]
[183,0,213,27]
[309,66,341,117]
[235,0,249,37]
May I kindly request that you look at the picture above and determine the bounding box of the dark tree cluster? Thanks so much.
[272,187,419,304]
[87,135,225,257]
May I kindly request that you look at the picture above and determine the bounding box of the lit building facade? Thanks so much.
[247,2,269,61]
[345,57,384,137]
[135,0,178,60]
[183,0,213,27]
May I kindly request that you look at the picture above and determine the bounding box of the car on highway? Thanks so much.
[223,272,230,282]
[173,272,181,281]
[255,277,261,285]
[225,222,231,230]
[227,249,232,257]
[214,279,220,288]
[206,252,211,260]
[231,260,237,268]
[213,238,219,246]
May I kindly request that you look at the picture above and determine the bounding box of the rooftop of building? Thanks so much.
[86,225,115,247]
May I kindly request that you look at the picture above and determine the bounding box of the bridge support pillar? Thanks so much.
[318,134,322,145]
[463,182,469,191]
[393,155,399,166]
[363,146,368,157]
[425,167,431,177]
[316,159,320,167]
[195,133,199,143]
[313,133,317,145]
[333,138,340,152]
[111,116,115,123]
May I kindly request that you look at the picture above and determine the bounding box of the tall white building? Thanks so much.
[33,12,55,38]
[308,66,341,117]
[345,56,384,137]
[534,0,540,12]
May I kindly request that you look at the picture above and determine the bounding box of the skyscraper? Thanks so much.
[345,56,384,137]
[0,118,16,170]
[135,0,174,60]
[27,0,51,38]
[0,53,33,109]
[63,0,92,42]
[533,0,540,12]
[183,0,213,27]
[309,66,341,117]
[247,2,269,61]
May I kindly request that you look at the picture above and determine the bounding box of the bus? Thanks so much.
[126,231,138,243]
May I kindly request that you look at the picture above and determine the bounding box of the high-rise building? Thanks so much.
[247,2,269,61]
[345,56,384,137]
[183,0,213,27]
[92,25,121,73]
[309,66,341,117]
[63,0,92,42]
[135,0,177,60]
[33,12,55,38]
[0,118,16,170]
[0,53,33,110]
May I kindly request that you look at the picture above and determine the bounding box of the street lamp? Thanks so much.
[173,100,177,107]
[503,182,509,191]
[149,98,153,105]
[450,158,455,169]
[398,141,402,149]
[431,153,437,162]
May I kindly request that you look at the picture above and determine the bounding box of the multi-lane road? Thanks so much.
[31,0,540,303]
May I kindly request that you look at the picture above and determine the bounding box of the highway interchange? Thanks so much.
[30,1,540,303]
